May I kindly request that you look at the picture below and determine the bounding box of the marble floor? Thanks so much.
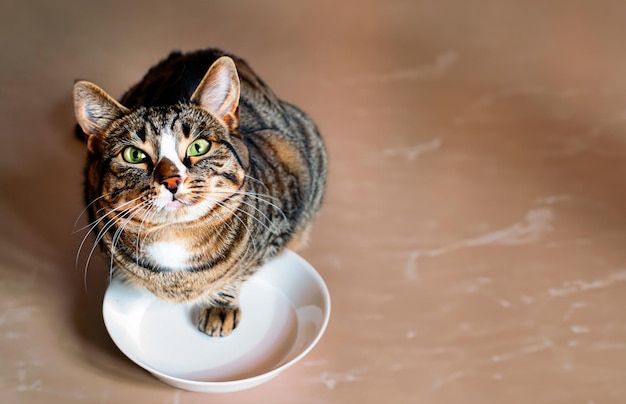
[2,0,626,402]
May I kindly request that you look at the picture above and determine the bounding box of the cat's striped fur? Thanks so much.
[74,49,326,336]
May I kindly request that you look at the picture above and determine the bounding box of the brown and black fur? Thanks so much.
[73,49,326,337]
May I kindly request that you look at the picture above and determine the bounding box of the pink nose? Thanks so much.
[161,175,181,192]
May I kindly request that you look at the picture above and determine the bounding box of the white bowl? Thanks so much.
[102,250,331,393]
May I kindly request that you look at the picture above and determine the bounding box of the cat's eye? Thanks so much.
[122,146,149,164]
[187,139,211,157]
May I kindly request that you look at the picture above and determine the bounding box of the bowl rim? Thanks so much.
[102,250,331,390]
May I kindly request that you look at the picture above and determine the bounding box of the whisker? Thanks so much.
[80,196,144,291]
[110,200,150,258]
[244,174,268,189]
[72,191,115,233]
[185,182,285,235]
[221,189,288,221]
[137,203,159,265]
[82,211,126,292]
[227,196,277,227]
[75,197,143,267]
[92,201,147,288]
[203,193,277,235]
[210,187,288,223]
[203,195,259,255]
[228,189,282,203]
[109,201,151,283]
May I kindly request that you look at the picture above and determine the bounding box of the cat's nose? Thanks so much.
[155,158,183,194]
[160,175,181,193]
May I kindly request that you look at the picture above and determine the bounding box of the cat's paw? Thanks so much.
[196,306,241,337]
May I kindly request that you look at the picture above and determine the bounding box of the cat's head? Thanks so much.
[73,56,250,225]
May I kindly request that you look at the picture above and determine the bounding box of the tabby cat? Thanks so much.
[73,49,327,337]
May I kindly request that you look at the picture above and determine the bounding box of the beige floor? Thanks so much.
[2,0,626,402]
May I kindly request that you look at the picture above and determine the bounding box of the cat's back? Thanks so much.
[121,49,281,127]
[121,49,231,107]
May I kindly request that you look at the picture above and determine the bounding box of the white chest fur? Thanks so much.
[146,240,190,271]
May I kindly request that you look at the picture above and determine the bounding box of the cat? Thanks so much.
[73,48,327,337]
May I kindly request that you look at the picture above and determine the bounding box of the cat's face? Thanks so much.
[75,56,248,226]
[89,107,247,224]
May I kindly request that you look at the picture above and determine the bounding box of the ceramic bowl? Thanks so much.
[102,250,330,393]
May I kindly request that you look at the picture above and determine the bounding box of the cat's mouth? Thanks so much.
[164,199,185,211]
[154,190,192,213]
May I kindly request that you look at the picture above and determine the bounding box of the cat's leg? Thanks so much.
[196,284,242,337]
[196,305,241,337]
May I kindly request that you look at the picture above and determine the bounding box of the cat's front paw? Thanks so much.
[197,306,241,337]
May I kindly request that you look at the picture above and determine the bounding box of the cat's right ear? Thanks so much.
[190,56,240,131]
[73,80,129,142]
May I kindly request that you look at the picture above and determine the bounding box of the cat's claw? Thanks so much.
[197,306,241,337]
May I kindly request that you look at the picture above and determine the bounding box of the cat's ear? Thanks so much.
[73,80,129,138]
[190,56,240,130]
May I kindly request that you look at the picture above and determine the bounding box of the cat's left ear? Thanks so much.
[73,80,129,139]
[190,56,240,131]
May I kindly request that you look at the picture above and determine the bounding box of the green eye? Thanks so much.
[122,146,149,164]
[187,139,211,157]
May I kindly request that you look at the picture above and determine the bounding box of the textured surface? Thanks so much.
[2,0,626,402]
